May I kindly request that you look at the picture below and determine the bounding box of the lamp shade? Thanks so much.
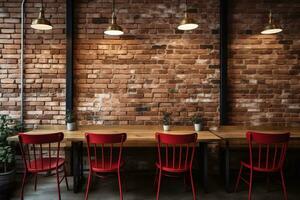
[31,8,52,30]
[261,11,282,35]
[261,24,282,34]
[104,23,124,36]
[177,11,198,31]
[104,12,124,36]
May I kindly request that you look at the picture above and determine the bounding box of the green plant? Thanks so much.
[0,115,21,173]
[66,110,75,123]
[162,112,171,125]
[191,114,202,124]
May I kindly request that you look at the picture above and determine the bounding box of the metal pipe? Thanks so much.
[220,0,228,125]
[20,0,26,129]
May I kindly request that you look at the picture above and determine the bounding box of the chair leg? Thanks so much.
[280,170,288,200]
[122,171,127,192]
[117,170,123,200]
[234,165,243,192]
[189,170,197,200]
[63,165,70,190]
[20,171,27,200]
[266,173,270,192]
[154,168,159,189]
[156,170,162,200]
[85,171,92,200]
[34,174,38,191]
[248,170,253,200]
[56,168,62,200]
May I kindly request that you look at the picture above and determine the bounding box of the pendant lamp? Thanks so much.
[177,0,198,31]
[31,0,52,30]
[261,10,282,34]
[104,0,124,36]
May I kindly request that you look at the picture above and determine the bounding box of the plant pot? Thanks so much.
[0,169,16,200]
[67,122,76,131]
[163,125,170,131]
[194,123,202,132]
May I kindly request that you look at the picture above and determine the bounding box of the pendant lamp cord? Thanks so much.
[112,0,115,14]
[268,10,272,24]
[185,0,188,13]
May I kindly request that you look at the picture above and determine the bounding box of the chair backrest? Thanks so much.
[155,132,198,169]
[18,132,64,171]
[85,133,127,170]
[246,131,290,170]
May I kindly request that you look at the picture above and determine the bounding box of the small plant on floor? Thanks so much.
[162,112,171,131]
[191,113,202,131]
[66,110,76,131]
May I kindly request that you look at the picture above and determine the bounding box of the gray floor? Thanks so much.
[11,171,300,200]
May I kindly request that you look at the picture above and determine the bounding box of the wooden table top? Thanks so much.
[211,125,300,140]
[8,125,220,146]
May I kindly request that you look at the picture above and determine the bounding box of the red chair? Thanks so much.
[234,131,290,200]
[18,132,69,200]
[155,132,198,200]
[85,133,127,200]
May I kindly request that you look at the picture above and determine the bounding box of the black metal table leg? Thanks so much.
[225,140,231,192]
[199,142,209,193]
[72,141,83,193]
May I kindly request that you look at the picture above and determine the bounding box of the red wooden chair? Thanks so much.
[234,131,290,200]
[18,132,69,200]
[155,132,198,200]
[85,132,127,200]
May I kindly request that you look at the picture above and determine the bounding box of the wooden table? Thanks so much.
[211,126,300,192]
[9,125,220,193]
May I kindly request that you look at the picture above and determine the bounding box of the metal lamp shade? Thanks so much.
[104,23,124,36]
[177,13,198,31]
[261,23,282,34]
[261,11,282,35]
[31,8,52,30]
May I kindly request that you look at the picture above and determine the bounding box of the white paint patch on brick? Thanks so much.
[249,79,257,84]
[288,105,300,109]
[196,59,209,64]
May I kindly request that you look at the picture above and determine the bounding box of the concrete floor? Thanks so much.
[11,171,300,200]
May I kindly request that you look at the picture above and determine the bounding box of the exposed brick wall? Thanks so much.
[74,0,220,128]
[1,0,299,128]
[228,0,300,127]
[0,0,66,127]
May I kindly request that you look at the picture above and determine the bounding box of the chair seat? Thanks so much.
[91,160,125,172]
[241,161,281,172]
[27,158,65,172]
[155,161,191,173]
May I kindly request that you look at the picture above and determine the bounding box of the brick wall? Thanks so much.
[1,0,299,128]
[0,0,66,127]
[228,0,300,127]
[74,0,220,127]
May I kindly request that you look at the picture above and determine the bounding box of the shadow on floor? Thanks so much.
[10,171,300,200]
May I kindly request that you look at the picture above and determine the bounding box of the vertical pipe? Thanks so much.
[20,0,26,129]
[220,0,228,125]
[66,0,74,115]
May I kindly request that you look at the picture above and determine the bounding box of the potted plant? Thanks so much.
[162,112,171,131]
[191,114,202,131]
[66,110,76,131]
[0,114,21,199]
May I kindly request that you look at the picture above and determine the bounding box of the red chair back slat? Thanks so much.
[246,131,290,171]
[156,132,197,170]
[85,133,127,170]
[18,132,64,171]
